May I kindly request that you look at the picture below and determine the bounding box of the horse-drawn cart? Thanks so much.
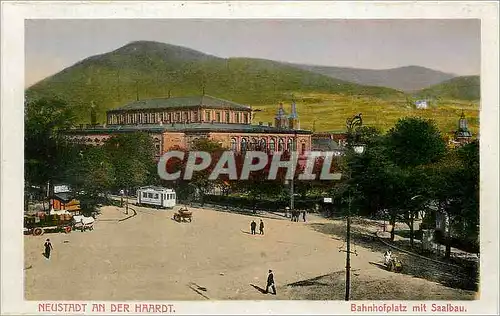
[24,213,73,236]
[173,207,193,222]
[72,215,95,232]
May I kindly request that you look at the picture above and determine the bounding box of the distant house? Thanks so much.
[50,191,81,215]
[54,184,71,194]
[415,100,429,109]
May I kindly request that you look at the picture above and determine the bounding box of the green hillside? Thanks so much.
[26,41,403,124]
[416,76,480,101]
[252,92,479,136]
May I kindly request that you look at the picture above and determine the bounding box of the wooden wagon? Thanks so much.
[24,213,73,236]
[173,208,192,222]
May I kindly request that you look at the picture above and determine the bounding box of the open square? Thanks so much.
[24,205,476,301]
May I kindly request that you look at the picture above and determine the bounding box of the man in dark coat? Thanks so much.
[259,219,264,235]
[265,269,276,295]
[44,239,53,259]
[250,220,257,235]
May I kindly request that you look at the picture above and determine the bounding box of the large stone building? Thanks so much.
[65,95,312,157]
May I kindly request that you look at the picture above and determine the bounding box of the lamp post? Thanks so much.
[284,179,294,219]
[343,113,365,301]
[125,188,129,215]
[120,189,124,207]
[291,131,298,216]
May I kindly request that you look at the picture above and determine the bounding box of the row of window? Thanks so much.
[142,192,176,200]
[230,137,307,153]
[108,110,250,125]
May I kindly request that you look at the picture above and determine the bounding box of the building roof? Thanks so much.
[311,138,344,151]
[138,185,173,192]
[275,103,288,120]
[52,192,75,203]
[65,123,312,135]
[288,101,299,119]
[109,95,251,112]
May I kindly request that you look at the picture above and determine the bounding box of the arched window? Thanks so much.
[259,138,267,151]
[301,141,306,154]
[230,138,237,151]
[269,138,276,151]
[287,138,293,151]
[250,137,258,150]
[241,138,248,152]
[278,138,284,151]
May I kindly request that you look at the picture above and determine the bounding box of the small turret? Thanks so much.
[288,100,300,129]
[274,102,288,129]
[454,110,473,145]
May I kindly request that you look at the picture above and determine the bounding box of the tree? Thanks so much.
[24,97,77,208]
[158,139,228,205]
[63,145,115,214]
[386,117,447,168]
[383,117,447,244]
[104,132,156,192]
[426,140,479,257]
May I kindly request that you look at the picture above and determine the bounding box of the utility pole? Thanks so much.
[345,192,352,301]
[125,188,129,215]
[342,113,364,301]
[291,131,298,213]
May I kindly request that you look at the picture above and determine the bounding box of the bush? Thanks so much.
[434,229,479,253]
[203,195,322,212]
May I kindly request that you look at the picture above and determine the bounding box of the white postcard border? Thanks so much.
[1,1,499,315]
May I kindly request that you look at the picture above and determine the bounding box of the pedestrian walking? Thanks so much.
[302,210,306,222]
[259,219,264,235]
[265,269,277,295]
[44,239,53,259]
[250,220,257,235]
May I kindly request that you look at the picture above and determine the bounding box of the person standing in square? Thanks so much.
[44,239,53,259]
[265,269,276,295]
[250,220,257,235]
[259,219,265,235]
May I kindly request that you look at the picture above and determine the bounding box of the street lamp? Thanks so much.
[125,188,129,215]
[343,113,365,301]
[284,179,294,219]
[120,189,124,207]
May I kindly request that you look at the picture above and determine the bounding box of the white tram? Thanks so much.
[136,186,176,209]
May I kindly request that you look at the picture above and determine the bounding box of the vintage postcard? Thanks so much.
[1,1,499,315]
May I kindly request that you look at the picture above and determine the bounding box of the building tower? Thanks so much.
[288,100,300,129]
[274,102,288,129]
[454,110,473,145]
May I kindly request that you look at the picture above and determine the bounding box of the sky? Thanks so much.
[25,19,481,87]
